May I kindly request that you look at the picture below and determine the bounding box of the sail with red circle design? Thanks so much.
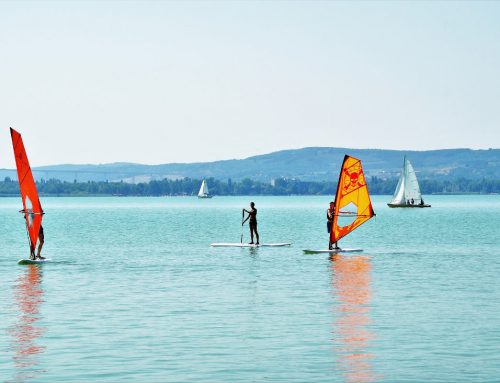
[330,155,375,244]
[10,128,43,256]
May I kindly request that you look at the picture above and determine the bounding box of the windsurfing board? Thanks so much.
[18,258,51,265]
[303,248,362,254]
[211,243,291,248]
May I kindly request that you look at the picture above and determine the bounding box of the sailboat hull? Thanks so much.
[198,195,213,199]
[387,203,431,208]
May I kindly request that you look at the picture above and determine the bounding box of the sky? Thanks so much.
[0,1,499,168]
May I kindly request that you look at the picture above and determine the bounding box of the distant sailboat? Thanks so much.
[388,156,430,208]
[304,155,376,253]
[197,179,212,198]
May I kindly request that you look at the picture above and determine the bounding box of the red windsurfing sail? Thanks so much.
[10,128,43,256]
[330,155,375,244]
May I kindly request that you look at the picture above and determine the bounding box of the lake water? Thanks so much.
[0,195,499,382]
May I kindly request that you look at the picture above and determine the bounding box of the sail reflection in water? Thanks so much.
[7,265,46,382]
[331,255,379,383]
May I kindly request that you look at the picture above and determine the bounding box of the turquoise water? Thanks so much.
[1,195,499,382]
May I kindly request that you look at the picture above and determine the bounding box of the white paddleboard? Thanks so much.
[18,258,51,265]
[303,248,362,254]
[211,243,291,248]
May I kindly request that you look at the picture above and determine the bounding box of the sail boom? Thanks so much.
[337,214,373,217]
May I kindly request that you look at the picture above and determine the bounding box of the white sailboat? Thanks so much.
[197,179,212,199]
[388,156,430,208]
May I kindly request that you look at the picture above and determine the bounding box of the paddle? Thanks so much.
[240,209,245,244]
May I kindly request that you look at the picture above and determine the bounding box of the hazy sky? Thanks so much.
[1,1,499,168]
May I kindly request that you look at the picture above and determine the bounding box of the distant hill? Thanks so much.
[0,147,499,183]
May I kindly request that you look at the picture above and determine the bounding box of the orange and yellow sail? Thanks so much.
[10,128,43,256]
[330,155,375,244]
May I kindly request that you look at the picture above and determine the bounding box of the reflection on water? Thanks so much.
[7,265,46,382]
[330,254,379,383]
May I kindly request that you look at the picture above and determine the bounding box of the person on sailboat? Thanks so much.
[242,202,259,245]
[327,201,338,250]
[36,225,45,260]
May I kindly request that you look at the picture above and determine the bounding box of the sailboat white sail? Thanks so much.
[198,179,212,198]
[388,157,430,208]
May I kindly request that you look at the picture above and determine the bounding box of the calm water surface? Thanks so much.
[0,195,499,382]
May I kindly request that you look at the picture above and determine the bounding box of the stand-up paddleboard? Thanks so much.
[18,258,51,265]
[211,243,291,248]
[303,248,362,254]
[306,155,376,255]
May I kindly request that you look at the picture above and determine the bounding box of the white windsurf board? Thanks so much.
[303,248,362,254]
[18,258,51,265]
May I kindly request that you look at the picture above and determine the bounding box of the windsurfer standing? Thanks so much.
[327,201,339,250]
[243,202,259,245]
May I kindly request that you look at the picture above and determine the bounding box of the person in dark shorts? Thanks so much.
[36,225,45,260]
[243,202,259,245]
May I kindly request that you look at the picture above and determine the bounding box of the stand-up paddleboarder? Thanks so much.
[243,202,259,245]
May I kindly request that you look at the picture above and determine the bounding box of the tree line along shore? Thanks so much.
[0,176,499,196]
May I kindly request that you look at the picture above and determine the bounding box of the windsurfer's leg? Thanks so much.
[254,225,259,245]
[249,225,254,244]
[36,239,45,259]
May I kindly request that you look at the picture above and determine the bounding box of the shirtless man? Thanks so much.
[242,202,259,245]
